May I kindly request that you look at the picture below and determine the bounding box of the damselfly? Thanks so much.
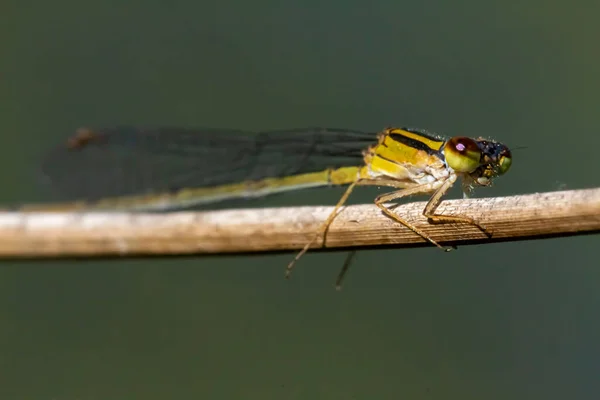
[27,126,512,278]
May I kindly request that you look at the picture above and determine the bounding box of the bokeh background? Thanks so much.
[1,1,599,399]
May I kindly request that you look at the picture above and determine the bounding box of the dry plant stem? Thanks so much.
[0,188,598,259]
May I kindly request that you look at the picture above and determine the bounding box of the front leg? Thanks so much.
[372,181,453,251]
[423,174,492,238]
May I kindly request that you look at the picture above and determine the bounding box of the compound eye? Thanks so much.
[444,137,482,173]
[497,153,512,175]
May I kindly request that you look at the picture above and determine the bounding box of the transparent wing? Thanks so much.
[40,127,376,203]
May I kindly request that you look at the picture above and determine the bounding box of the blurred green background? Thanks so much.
[1,1,599,399]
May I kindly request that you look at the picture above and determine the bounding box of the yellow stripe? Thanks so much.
[19,166,365,212]
[386,128,445,151]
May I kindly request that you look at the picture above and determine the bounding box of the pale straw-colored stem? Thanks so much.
[0,188,597,258]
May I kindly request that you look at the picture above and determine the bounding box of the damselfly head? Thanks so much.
[443,136,512,187]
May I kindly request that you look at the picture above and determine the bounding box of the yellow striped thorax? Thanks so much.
[363,127,512,192]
